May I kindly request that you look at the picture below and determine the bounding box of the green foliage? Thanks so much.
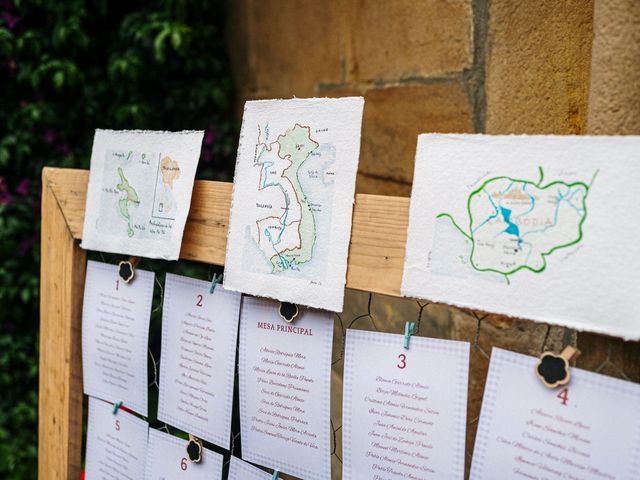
[0,1,236,477]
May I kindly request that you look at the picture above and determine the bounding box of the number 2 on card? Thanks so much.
[196,294,203,307]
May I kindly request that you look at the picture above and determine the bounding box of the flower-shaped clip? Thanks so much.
[186,434,203,463]
[278,302,299,323]
[118,256,139,284]
[535,346,580,389]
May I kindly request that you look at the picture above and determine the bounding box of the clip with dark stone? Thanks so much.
[535,346,580,389]
[278,302,299,323]
[186,434,203,463]
[118,256,140,284]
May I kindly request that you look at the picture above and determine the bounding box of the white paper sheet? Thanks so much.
[228,456,272,480]
[157,273,241,449]
[470,348,640,479]
[85,396,149,480]
[342,329,470,480]
[143,429,223,480]
[82,260,154,416]
[224,97,364,312]
[81,129,204,259]
[238,296,334,479]
[402,134,640,340]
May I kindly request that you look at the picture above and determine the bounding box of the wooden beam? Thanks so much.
[43,167,410,297]
[39,169,86,479]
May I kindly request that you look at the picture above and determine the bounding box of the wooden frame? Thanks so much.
[39,166,410,479]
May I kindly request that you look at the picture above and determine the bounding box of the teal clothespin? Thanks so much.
[209,273,222,294]
[403,322,416,350]
[112,401,123,414]
[271,469,280,480]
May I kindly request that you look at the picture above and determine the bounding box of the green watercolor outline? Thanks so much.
[437,167,596,278]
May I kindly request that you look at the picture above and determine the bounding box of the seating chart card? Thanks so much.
[81,129,204,260]
[157,273,241,449]
[470,348,640,480]
[342,330,470,480]
[143,429,223,480]
[82,260,154,416]
[224,97,364,312]
[402,134,640,340]
[238,296,334,480]
[85,396,148,480]
[228,456,271,480]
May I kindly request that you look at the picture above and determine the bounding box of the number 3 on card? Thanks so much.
[397,353,407,369]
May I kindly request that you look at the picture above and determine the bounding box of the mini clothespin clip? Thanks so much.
[536,346,581,389]
[118,256,140,283]
[209,273,222,294]
[112,401,123,414]
[271,469,280,480]
[403,322,416,350]
[186,433,203,463]
[278,302,299,323]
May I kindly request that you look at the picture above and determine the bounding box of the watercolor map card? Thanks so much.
[224,97,364,312]
[82,129,204,259]
[402,134,640,340]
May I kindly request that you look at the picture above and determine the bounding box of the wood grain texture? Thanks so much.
[43,167,410,297]
[39,168,86,480]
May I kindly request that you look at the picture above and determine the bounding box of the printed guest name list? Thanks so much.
[238,296,334,480]
[82,260,154,416]
[342,330,470,480]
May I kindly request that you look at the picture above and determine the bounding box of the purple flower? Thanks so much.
[15,178,29,196]
[203,125,216,146]
[1,11,20,29]
[201,148,213,164]
[0,176,11,205]
[44,129,56,144]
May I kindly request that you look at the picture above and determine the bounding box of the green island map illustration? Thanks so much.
[437,167,598,284]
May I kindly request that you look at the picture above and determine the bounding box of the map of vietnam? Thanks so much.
[254,124,319,272]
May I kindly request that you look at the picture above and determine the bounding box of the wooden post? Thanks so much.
[39,168,86,479]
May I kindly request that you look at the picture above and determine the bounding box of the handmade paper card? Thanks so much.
[224,97,364,312]
[342,329,470,480]
[82,260,154,416]
[228,456,271,480]
[85,396,148,480]
[143,429,223,480]
[81,129,204,259]
[157,273,241,449]
[470,348,640,479]
[402,134,640,339]
[238,296,334,480]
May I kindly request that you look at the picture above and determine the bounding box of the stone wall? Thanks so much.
[227,1,640,478]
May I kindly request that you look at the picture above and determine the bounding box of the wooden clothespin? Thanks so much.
[118,256,140,283]
[186,434,203,463]
[403,321,416,350]
[536,346,581,388]
[209,273,222,294]
[278,302,299,323]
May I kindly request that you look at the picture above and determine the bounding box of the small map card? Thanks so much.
[238,296,334,480]
[402,134,640,340]
[85,396,149,480]
[228,456,271,480]
[81,129,204,260]
[224,97,364,312]
[158,273,241,449]
[143,429,223,480]
[342,330,470,480]
[470,348,640,480]
[82,260,154,416]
